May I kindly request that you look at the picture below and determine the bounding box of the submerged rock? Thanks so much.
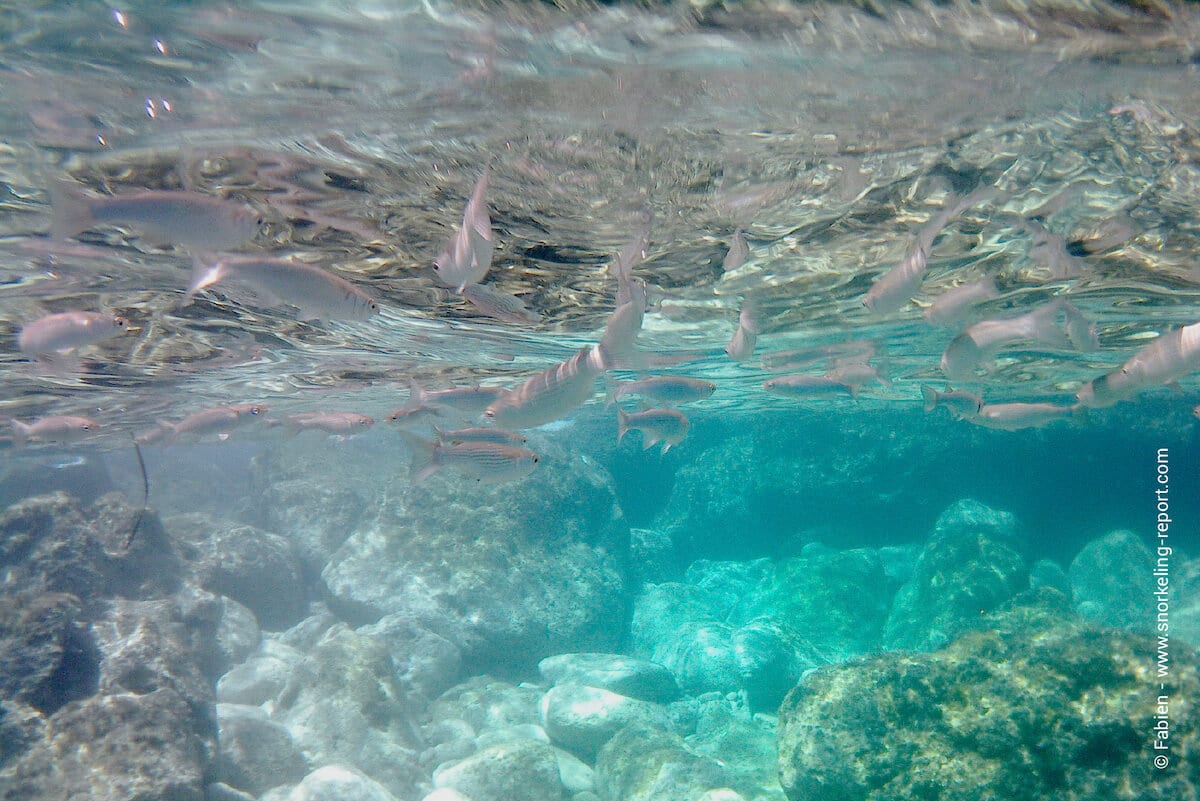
[281,764,399,801]
[0,492,181,609]
[538,653,680,704]
[882,500,1029,651]
[272,625,423,797]
[167,514,307,630]
[322,439,629,674]
[1,688,209,801]
[595,724,734,801]
[539,683,673,760]
[216,703,309,796]
[778,599,1200,801]
[433,739,568,801]
[931,497,1019,543]
[359,614,464,703]
[1068,529,1154,631]
[0,591,96,715]
[426,676,543,736]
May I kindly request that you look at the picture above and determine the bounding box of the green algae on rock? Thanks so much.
[777,594,1200,801]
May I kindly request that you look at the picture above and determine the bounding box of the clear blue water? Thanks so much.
[1,2,1198,800]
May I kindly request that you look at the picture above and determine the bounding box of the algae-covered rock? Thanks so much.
[1068,529,1155,631]
[0,591,96,715]
[359,614,464,703]
[1,688,209,801]
[322,439,628,674]
[0,492,181,608]
[882,500,1029,651]
[766,548,892,661]
[778,598,1200,801]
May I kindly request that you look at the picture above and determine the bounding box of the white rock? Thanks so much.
[287,765,397,801]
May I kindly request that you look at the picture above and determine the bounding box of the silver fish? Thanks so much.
[763,374,856,398]
[434,168,494,293]
[923,277,999,327]
[10,415,100,447]
[485,346,606,430]
[725,297,759,362]
[170,403,267,440]
[941,302,1072,382]
[866,186,998,315]
[284,411,375,434]
[399,431,539,483]
[19,311,131,355]
[864,238,928,315]
[607,376,715,406]
[971,402,1080,431]
[187,254,379,321]
[409,383,506,415]
[462,283,540,324]
[1077,321,1200,408]
[617,407,690,453]
[920,385,983,420]
[723,229,749,273]
[1061,302,1099,352]
[50,181,261,249]
[434,426,527,446]
[825,362,890,395]
[598,284,649,370]
[385,404,449,426]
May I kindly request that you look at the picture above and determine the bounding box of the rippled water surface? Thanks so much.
[3,0,1200,431]
[5,4,1200,801]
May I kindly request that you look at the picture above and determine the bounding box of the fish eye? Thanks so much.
[532,455,540,463]
[255,215,264,225]
[250,407,261,415]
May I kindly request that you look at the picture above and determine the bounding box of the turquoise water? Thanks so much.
[1,2,1199,800]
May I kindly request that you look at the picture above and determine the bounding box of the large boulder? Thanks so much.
[882,500,1028,651]
[1068,529,1155,631]
[0,492,181,610]
[778,593,1200,801]
[272,625,423,798]
[0,689,210,801]
[322,437,629,674]
[433,740,568,801]
[167,514,307,631]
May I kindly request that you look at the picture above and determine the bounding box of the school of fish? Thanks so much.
[4,2,1199,487]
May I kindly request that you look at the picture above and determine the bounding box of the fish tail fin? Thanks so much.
[1031,300,1072,349]
[185,254,226,306]
[921,384,938,413]
[617,408,629,444]
[407,380,427,408]
[397,430,440,483]
[603,375,622,408]
[1069,404,1089,426]
[48,180,95,240]
[10,420,30,448]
